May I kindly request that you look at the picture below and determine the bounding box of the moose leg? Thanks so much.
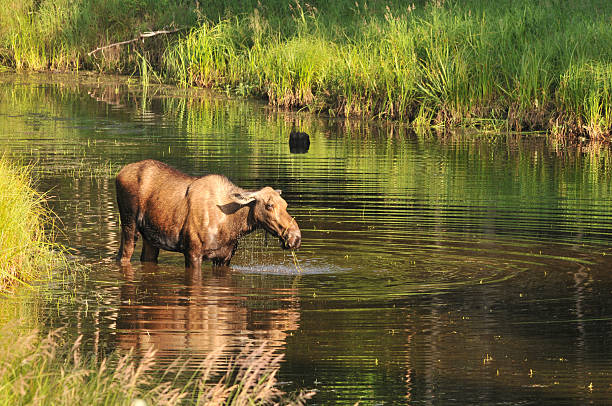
[140,238,160,263]
[184,251,202,270]
[211,243,237,267]
[116,184,138,265]
[211,258,228,267]
[185,266,202,285]
[117,221,137,265]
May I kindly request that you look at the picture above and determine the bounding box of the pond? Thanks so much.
[1,73,612,405]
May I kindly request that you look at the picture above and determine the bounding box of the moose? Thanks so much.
[115,160,301,269]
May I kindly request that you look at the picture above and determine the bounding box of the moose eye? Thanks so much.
[265,203,274,211]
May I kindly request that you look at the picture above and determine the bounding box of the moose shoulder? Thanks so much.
[115,160,301,269]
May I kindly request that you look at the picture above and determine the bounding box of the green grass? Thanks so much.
[0,0,197,71]
[0,320,314,405]
[1,0,611,137]
[0,157,60,292]
[164,0,612,137]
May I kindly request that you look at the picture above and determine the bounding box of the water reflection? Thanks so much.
[1,73,612,404]
[117,264,300,366]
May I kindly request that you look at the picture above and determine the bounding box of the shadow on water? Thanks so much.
[1,73,612,404]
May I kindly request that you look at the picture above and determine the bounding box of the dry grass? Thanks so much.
[0,320,315,405]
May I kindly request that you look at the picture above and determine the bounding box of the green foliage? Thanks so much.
[0,157,59,291]
[1,0,611,137]
[0,0,196,71]
[163,0,612,137]
[558,62,612,138]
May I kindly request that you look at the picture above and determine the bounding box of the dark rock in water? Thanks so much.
[289,130,310,154]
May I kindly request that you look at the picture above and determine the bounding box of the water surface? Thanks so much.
[1,73,612,404]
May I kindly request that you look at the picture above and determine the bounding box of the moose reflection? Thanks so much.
[117,264,301,357]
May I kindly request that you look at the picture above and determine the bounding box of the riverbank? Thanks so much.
[1,0,610,138]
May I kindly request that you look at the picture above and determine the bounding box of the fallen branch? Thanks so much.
[88,28,184,56]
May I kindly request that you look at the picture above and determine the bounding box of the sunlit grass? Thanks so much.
[0,0,196,71]
[0,157,60,292]
[1,0,611,136]
[164,0,612,137]
[0,320,314,405]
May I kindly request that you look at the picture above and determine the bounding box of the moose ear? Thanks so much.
[230,191,257,205]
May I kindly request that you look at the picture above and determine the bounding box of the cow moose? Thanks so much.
[116,160,301,269]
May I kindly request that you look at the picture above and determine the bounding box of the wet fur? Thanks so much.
[116,160,300,269]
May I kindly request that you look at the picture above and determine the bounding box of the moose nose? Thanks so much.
[286,229,301,250]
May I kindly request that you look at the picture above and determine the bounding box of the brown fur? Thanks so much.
[116,160,301,268]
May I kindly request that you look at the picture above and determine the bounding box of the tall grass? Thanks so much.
[0,157,59,291]
[1,0,611,137]
[0,321,314,405]
[0,0,197,71]
[163,0,612,137]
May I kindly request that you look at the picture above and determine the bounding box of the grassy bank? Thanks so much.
[164,0,612,137]
[0,321,312,405]
[0,157,59,291]
[1,0,611,138]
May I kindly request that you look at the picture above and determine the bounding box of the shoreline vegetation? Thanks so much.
[0,320,313,405]
[0,0,611,138]
[0,157,58,292]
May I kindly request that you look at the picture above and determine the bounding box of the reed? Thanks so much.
[0,320,313,405]
[0,157,59,292]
